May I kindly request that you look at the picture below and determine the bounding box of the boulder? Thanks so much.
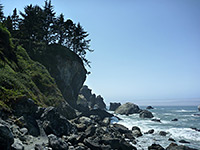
[0,123,14,150]
[93,95,106,110]
[198,105,200,111]
[166,143,198,150]
[48,134,68,150]
[168,138,176,142]
[115,102,141,115]
[132,126,142,137]
[148,144,164,150]
[146,106,154,109]
[159,131,168,136]
[109,102,121,111]
[112,124,130,134]
[78,116,92,125]
[139,110,154,118]
[179,140,190,144]
[41,107,74,137]
[171,118,178,121]
[11,138,24,150]
[151,118,161,122]
[145,129,154,134]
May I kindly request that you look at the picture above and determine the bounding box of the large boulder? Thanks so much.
[115,102,141,115]
[48,134,68,150]
[0,122,14,150]
[139,110,154,118]
[146,106,154,109]
[109,102,121,111]
[41,107,74,137]
[148,144,164,150]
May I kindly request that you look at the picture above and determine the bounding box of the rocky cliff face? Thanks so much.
[30,44,87,108]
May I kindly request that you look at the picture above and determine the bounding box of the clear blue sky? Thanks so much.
[2,0,200,106]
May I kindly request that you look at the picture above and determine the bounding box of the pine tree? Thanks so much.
[43,0,55,44]
[11,8,19,31]
[0,3,4,22]
[4,16,12,32]
[65,19,75,49]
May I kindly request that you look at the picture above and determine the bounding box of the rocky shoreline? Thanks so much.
[0,100,198,150]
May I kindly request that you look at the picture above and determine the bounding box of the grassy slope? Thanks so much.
[0,24,65,112]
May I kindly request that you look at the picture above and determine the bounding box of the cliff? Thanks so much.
[0,24,77,119]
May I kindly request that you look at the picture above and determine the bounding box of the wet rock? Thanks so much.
[113,124,130,134]
[145,129,154,134]
[48,134,68,150]
[115,102,141,115]
[102,117,110,126]
[191,127,200,132]
[139,110,154,118]
[132,126,142,137]
[198,105,200,111]
[146,106,154,109]
[94,95,106,110]
[166,143,198,150]
[84,138,102,150]
[148,143,165,150]
[159,131,168,136]
[168,138,176,142]
[171,118,178,121]
[109,102,121,111]
[0,123,14,150]
[151,118,161,122]
[41,107,74,137]
[179,140,190,144]
[78,116,92,125]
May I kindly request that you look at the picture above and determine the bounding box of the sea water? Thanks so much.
[109,106,200,150]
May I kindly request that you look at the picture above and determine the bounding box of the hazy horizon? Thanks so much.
[2,0,200,106]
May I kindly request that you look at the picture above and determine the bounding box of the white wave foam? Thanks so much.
[174,109,196,113]
[167,128,200,141]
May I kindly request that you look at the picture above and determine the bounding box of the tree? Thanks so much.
[11,8,19,31]
[53,13,66,45]
[71,23,93,67]
[0,3,4,22]
[4,16,12,32]
[42,0,56,44]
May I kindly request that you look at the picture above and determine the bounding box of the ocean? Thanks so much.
[109,106,200,150]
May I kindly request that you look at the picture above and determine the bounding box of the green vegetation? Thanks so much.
[0,23,65,112]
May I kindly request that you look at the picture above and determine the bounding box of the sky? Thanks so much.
[1,0,200,106]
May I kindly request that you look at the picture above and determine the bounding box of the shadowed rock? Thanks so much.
[115,102,141,115]
[139,110,154,118]
[109,102,121,111]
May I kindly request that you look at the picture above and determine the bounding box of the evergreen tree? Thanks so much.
[65,19,75,49]
[0,3,4,22]
[11,8,19,31]
[42,0,55,44]
[4,16,12,32]
[71,23,93,67]
[53,13,66,45]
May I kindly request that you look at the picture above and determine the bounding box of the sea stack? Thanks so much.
[198,105,200,111]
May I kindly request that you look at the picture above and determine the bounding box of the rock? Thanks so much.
[166,143,198,150]
[198,105,200,111]
[84,138,102,150]
[56,101,77,119]
[168,138,176,142]
[145,129,154,134]
[34,144,49,150]
[93,95,106,110]
[159,131,168,136]
[148,143,165,150]
[179,140,190,144]
[41,107,74,137]
[139,110,154,118]
[109,102,121,111]
[78,116,92,125]
[84,125,96,137]
[48,134,68,150]
[115,102,141,115]
[11,138,24,150]
[151,118,161,122]
[191,127,200,132]
[76,124,87,132]
[132,126,142,137]
[0,123,14,150]
[113,124,130,134]
[171,118,178,121]
[11,98,38,117]
[19,128,28,136]
[146,106,154,109]
[102,117,110,126]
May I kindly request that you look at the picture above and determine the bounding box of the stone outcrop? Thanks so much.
[109,102,121,111]
[146,106,154,109]
[77,85,106,111]
[115,102,141,115]
[198,105,200,111]
[139,110,154,118]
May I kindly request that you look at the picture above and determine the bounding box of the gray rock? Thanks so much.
[139,110,154,118]
[102,117,110,126]
[168,138,176,142]
[198,105,200,111]
[148,143,164,150]
[109,102,121,111]
[48,134,68,150]
[179,140,190,144]
[19,128,28,136]
[171,118,178,121]
[41,107,74,136]
[113,124,130,134]
[115,102,141,115]
[0,123,14,150]
[166,143,198,150]
[146,106,154,109]
[159,131,168,136]
[151,118,161,122]
[145,129,154,134]
[132,126,142,137]
[78,116,92,125]
[94,95,106,110]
